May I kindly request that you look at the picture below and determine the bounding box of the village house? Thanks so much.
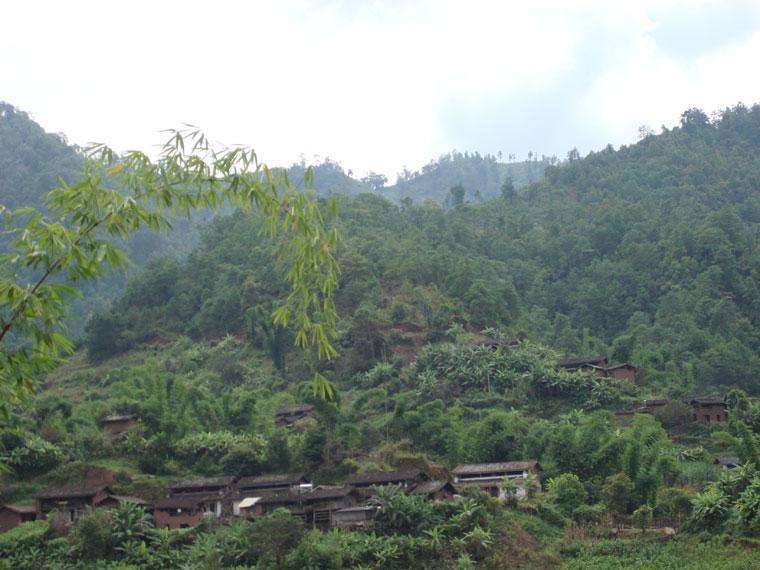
[99,414,138,437]
[558,356,640,383]
[303,486,361,529]
[411,480,458,501]
[714,456,740,470]
[689,396,727,424]
[0,505,36,533]
[558,356,608,376]
[275,404,317,428]
[236,472,311,494]
[334,505,378,530]
[605,363,638,383]
[452,460,540,500]
[615,398,668,418]
[246,489,306,520]
[153,496,220,529]
[232,473,311,515]
[242,485,362,528]
[167,476,236,517]
[35,485,111,522]
[346,469,427,490]
[169,476,236,497]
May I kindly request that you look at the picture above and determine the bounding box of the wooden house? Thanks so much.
[606,363,638,383]
[100,414,138,436]
[411,480,457,501]
[689,396,727,424]
[153,496,219,529]
[345,469,427,490]
[248,489,305,519]
[452,460,540,499]
[558,356,639,383]
[303,486,361,529]
[558,356,608,375]
[275,404,317,428]
[236,473,310,494]
[0,505,36,533]
[35,485,112,522]
[233,473,311,515]
[245,485,360,528]
[714,456,740,470]
[168,476,236,497]
[615,399,668,418]
[334,505,378,530]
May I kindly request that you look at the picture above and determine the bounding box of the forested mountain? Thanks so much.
[0,103,82,211]
[88,104,760,396]
[291,151,548,204]
[387,151,549,203]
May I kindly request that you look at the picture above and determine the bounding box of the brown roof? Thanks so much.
[304,486,354,502]
[1,504,36,514]
[276,404,316,416]
[98,494,148,506]
[714,456,740,466]
[169,476,236,491]
[690,396,725,406]
[101,414,137,423]
[411,480,455,495]
[607,363,636,371]
[256,490,301,506]
[558,356,607,368]
[453,460,539,476]
[154,496,205,510]
[36,485,110,500]
[237,473,306,489]
[345,469,424,486]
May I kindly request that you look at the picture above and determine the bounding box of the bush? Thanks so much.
[602,472,634,515]
[572,503,606,525]
[632,505,653,530]
[548,473,588,514]
[3,435,64,478]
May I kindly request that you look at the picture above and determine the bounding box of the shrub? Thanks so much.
[3,435,64,478]
[632,505,653,530]
[602,472,634,515]
[548,473,588,514]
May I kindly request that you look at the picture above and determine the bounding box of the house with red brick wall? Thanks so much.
[0,505,36,533]
[690,396,727,424]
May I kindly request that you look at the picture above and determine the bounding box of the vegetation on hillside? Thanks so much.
[1,104,759,567]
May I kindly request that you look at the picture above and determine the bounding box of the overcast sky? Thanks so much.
[3,0,759,179]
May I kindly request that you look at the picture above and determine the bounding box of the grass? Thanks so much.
[561,536,759,569]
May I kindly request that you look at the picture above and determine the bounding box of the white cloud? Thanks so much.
[1,0,758,178]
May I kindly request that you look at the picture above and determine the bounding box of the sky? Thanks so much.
[2,0,760,179]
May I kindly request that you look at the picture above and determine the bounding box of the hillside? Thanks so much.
[86,105,760,396]
[1,104,759,567]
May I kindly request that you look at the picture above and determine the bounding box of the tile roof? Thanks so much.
[36,485,110,500]
[101,414,137,423]
[689,396,725,405]
[453,460,538,476]
[715,456,740,466]
[237,473,306,488]
[411,480,454,495]
[276,404,316,416]
[154,496,206,510]
[1,504,36,514]
[169,476,236,491]
[558,356,607,368]
[345,469,424,486]
[304,486,354,501]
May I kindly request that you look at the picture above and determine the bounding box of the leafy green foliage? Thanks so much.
[1,127,340,416]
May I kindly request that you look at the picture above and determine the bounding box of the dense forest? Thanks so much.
[0,103,759,568]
